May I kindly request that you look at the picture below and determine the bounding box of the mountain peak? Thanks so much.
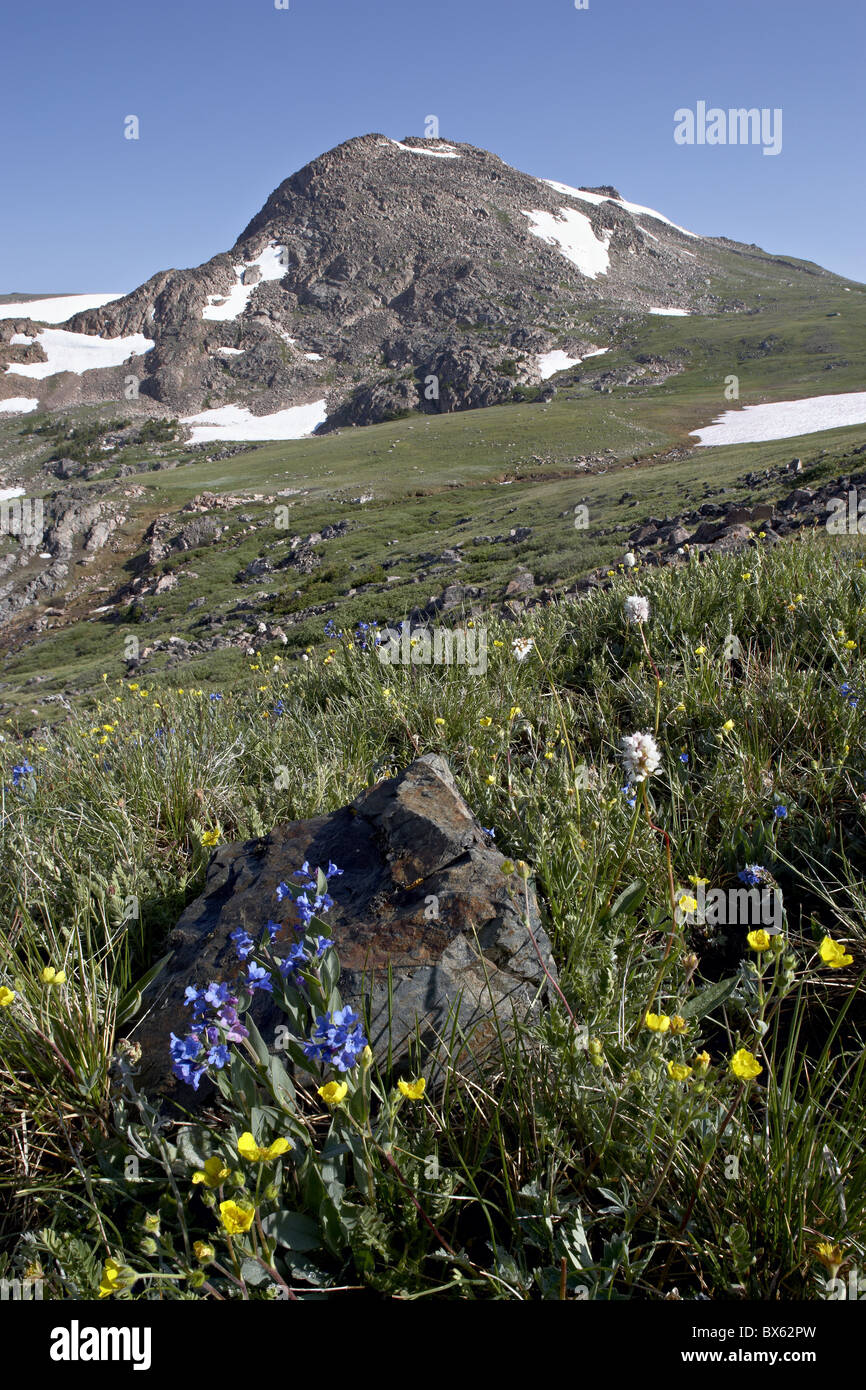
[1,133,845,434]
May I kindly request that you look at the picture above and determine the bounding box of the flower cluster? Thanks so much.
[11,760,35,788]
[303,1006,368,1072]
[619,731,661,784]
[738,863,773,888]
[170,983,249,1090]
[624,595,649,626]
[170,862,345,1089]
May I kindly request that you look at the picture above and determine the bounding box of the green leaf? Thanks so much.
[115,951,173,1026]
[245,1015,271,1067]
[261,1211,321,1252]
[240,1257,271,1286]
[600,879,646,924]
[680,974,739,1021]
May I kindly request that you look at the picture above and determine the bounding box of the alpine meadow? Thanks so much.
[1,0,864,1342]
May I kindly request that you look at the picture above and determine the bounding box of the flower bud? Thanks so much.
[139,1237,158,1257]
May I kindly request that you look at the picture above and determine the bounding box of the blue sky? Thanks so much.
[3,0,864,292]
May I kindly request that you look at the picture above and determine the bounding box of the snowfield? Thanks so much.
[181,399,328,443]
[692,392,866,446]
[523,207,611,279]
[386,140,460,159]
[7,328,154,379]
[540,179,697,239]
[202,244,288,321]
[648,307,691,316]
[537,350,581,379]
[0,293,124,323]
[0,399,39,414]
[0,485,26,499]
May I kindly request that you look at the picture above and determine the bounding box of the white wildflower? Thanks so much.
[624,595,649,625]
[512,636,534,661]
[624,551,637,568]
[619,731,661,783]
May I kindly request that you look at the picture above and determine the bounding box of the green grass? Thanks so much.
[0,532,864,1299]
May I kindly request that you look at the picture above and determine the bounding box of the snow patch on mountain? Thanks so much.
[0,293,124,323]
[202,244,287,321]
[692,392,866,446]
[523,207,611,279]
[8,328,154,379]
[540,180,697,239]
[649,307,691,316]
[537,350,581,379]
[181,399,328,443]
[386,140,460,159]
[0,399,38,414]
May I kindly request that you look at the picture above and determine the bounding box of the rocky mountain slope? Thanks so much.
[0,133,850,433]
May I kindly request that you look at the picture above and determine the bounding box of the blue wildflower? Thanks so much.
[277,943,308,977]
[204,981,233,1009]
[229,927,256,961]
[184,985,208,1018]
[11,761,35,788]
[207,1044,231,1068]
[739,864,770,887]
[245,962,273,995]
[773,805,788,820]
[680,753,689,765]
[209,692,223,702]
[304,1006,367,1072]
[263,918,283,941]
[325,862,343,878]
[314,936,334,958]
[170,1032,202,1064]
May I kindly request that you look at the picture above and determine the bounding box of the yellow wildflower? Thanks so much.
[237,1132,291,1163]
[192,1156,231,1188]
[814,1241,845,1275]
[667,1061,692,1081]
[41,966,66,985]
[97,1258,124,1299]
[730,1048,762,1080]
[819,936,853,969]
[645,1012,671,1033]
[397,1078,426,1100]
[318,1080,348,1105]
[219,1200,256,1235]
[747,930,771,952]
[0,986,15,1007]
[669,1015,689,1035]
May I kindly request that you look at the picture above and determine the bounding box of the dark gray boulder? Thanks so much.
[131,754,555,1101]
